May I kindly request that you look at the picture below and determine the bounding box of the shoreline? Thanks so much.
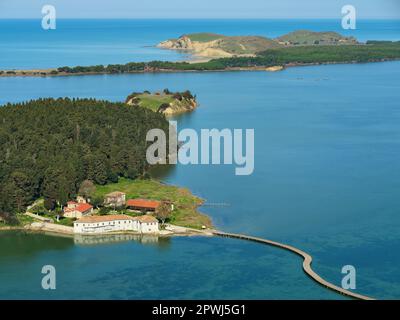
[1,58,398,78]
[0,222,214,237]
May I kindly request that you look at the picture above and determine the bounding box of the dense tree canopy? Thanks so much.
[0,98,169,214]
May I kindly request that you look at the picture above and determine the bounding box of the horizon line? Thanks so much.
[0,17,399,20]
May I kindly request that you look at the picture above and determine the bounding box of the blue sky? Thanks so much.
[0,0,399,19]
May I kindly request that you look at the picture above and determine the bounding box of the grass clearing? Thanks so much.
[187,33,224,42]
[94,178,212,229]
[136,93,174,112]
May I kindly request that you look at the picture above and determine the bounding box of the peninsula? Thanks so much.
[0,98,211,232]
[1,31,399,77]
[157,30,358,58]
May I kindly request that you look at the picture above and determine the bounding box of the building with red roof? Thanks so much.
[126,199,161,212]
[64,201,93,219]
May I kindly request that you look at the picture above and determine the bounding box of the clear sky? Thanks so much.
[0,0,399,19]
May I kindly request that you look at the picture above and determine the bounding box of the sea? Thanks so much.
[0,19,399,299]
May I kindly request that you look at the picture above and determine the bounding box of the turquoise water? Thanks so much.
[0,231,341,299]
[0,19,399,69]
[0,19,400,299]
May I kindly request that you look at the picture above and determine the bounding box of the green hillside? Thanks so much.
[276,30,358,46]
[186,33,225,42]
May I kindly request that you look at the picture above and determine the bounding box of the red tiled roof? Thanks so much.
[67,201,77,205]
[75,214,134,223]
[126,199,161,209]
[75,203,93,213]
[75,214,158,224]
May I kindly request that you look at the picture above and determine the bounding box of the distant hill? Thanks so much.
[157,32,281,58]
[276,30,358,46]
[157,30,359,58]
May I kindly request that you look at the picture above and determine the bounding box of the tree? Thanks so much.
[87,152,109,185]
[3,171,34,213]
[154,202,172,226]
[78,180,96,199]
[0,211,19,225]
[91,195,104,209]
[44,198,56,211]
[42,165,74,206]
[127,168,138,180]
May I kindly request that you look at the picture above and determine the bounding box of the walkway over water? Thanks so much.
[212,230,374,300]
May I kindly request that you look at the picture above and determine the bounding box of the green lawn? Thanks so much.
[56,217,75,227]
[94,178,212,229]
[136,93,174,112]
[187,33,224,42]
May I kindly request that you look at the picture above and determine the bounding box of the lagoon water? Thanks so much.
[0,19,400,299]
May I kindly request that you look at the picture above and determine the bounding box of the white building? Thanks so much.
[135,215,160,234]
[73,214,159,234]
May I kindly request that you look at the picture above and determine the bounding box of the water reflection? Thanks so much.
[73,233,171,249]
[149,164,176,180]
[0,230,74,259]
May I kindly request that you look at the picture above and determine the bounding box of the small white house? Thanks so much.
[104,191,126,207]
[73,214,159,234]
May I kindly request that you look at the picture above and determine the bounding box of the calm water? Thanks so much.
[0,19,399,69]
[0,19,400,299]
[0,231,341,299]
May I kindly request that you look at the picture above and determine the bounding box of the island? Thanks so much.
[126,89,197,115]
[157,30,358,59]
[0,97,211,235]
[1,31,399,77]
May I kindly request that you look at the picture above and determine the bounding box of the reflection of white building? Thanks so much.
[73,214,159,234]
[73,234,159,245]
